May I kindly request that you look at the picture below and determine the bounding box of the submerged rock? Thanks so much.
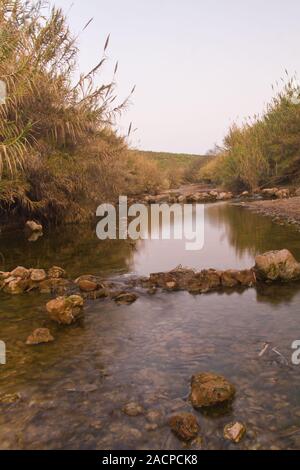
[46,295,84,325]
[122,402,144,417]
[224,422,246,443]
[190,372,236,409]
[26,328,54,345]
[113,292,138,305]
[254,249,300,282]
[169,413,200,442]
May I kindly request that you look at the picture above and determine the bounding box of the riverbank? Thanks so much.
[237,196,300,229]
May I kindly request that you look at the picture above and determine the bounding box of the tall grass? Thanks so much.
[0,0,135,223]
[199,77,300,191]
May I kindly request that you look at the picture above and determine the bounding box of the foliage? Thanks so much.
[0,0,133,223]
[199,77,300,191]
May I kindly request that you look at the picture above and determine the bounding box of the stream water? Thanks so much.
[0,202,300,450]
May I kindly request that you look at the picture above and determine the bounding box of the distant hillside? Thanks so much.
[129,150,213,183]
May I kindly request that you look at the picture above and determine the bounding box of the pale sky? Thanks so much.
[52,0,300,154]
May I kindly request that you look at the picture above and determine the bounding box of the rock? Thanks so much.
[122,402,144,417]
[38,280,52,294]
[165,281,177,291]
[114,292,138,305]
[27,231,43,242]
[48,266,66,279]
[275,188,289,199]
[295,188,300,197]
[30,269,47,282]
[224,422,246,443]
[221,270,240,288]
[190,372,236,408]
[0,271,10,280]
[25,220,43,233]
[261,188,278,198]
[221,269,256,288]
[79,279,98,292]
[10,266,30,279]
[169,413,200,442]
[240,191,250,197]
[217,192,233,201]
[235,269,256,287]
[189,269,221,294]
[3,278,29,295]
[26,328,54,345]
[254,249,300,282]
[3,276,17,285]
[46,295,84,325]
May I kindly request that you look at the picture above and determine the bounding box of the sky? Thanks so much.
[52,0,300,154]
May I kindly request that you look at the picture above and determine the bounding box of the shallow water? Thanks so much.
[1,203,300,450]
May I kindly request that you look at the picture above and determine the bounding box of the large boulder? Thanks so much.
[190,372,236,408]
[169,413,200,442]
[254,250,300,282]
[46,295,84,325]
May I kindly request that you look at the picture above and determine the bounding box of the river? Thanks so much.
[0,202,300,449]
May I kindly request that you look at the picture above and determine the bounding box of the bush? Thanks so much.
[0,0,133,223]
[199,77,300,191]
